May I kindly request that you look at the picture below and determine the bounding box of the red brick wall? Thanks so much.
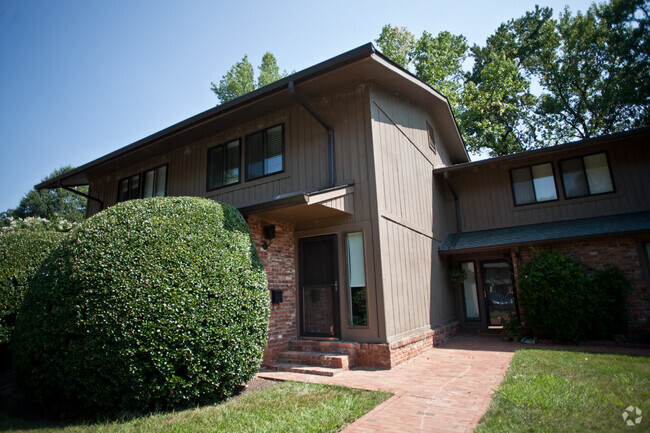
[247,217,297,366]
[519,237,650,326]
[357,321,459,369]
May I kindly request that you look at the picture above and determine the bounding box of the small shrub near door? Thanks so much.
[12,197,269,419]
[518,250,629,344]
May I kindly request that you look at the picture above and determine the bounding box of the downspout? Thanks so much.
[288,81,335,188]
[58,180,104,211]
[443,172,462,248]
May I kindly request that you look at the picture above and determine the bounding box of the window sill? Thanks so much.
[205,172,291,196]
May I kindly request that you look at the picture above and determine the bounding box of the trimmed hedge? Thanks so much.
[518,250,629,344]
[0,230,65,346]
[12,197,269,418]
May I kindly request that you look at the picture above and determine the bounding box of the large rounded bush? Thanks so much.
[12,197,269,418]
[0,230,65,347]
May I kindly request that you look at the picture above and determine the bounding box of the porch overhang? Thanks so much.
[439,211,650,255]
[238,184,354,224]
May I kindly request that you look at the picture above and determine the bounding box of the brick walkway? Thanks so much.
[258,334,517,433]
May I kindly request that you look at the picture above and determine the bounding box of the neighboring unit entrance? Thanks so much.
[299,235,340,338]
[481,261,517,327]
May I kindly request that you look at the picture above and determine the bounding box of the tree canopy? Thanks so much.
[376,0,650,156]
[3,166,87,224]
[211,52,288,104]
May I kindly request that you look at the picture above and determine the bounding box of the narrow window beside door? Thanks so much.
[461,261,480,320]
[346,232,368,326]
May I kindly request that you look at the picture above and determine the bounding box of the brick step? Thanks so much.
[267,362,346,377]
[289,340,357,355]
[278,350,350,369]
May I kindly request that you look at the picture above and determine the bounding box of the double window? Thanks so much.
[206,124,285,190]
[559,153,614,198]
[510,163,558,205]
[117,164,167,202]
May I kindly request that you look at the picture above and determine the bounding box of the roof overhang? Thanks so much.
[37,43,467,190]
[239,184,354,224]
[439,211,650,255]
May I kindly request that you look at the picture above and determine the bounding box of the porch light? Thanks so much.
[262,224,275,250]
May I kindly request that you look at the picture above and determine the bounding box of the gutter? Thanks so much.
[443,171,462,245]
[288,81,335,188]
[57,180,104,211]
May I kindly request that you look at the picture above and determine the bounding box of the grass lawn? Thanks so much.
[0,380,391,433]
[476,348,650,432]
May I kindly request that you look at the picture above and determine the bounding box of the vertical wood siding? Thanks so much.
[370,85,457,341]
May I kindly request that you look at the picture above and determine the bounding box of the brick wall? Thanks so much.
[519,237,650,325]
[357,321,459,369]
[247,217,297,366]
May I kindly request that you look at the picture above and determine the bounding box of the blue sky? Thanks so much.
[0,0,596,212]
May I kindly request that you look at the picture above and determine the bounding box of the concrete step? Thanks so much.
[278,350,350,369]
[289,340,357,355]
[267,362,346,377]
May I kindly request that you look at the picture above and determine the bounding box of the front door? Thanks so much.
[299,235,340,338]
[481,261,517,327]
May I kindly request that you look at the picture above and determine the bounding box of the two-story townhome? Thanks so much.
[37,43,650,374]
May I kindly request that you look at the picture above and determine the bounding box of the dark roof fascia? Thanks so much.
[434,126,650,176]
[36,43,378,190]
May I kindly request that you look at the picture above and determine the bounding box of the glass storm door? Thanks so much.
[481,261,517,327]
[299,235,340,338]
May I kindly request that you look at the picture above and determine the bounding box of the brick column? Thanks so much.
[247,216,297,365]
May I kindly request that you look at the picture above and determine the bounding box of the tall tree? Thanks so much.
[258,52,287,88]
[211,55,255,104]
[211,53,288,104]
[6,166,87,223]
[376,25,416,69]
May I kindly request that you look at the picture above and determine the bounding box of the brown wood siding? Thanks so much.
[85,85,374,229]
[370,84,457,341]
[449,136,650,233]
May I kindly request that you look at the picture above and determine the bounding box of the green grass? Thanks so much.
[0,381,391,433]
[476,349,650,432]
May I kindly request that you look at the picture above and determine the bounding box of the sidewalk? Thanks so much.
[258,334,517,433]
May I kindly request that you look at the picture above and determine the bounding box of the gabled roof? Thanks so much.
[439,211,650,254]
[37,43,468,190]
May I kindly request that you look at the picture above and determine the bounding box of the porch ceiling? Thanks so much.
[238,184,354,224]
[439,211,650,255]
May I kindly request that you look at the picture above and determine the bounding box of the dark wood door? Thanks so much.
[299,235,340,338]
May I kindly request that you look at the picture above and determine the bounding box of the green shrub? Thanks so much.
[518,250,629,344]
[12,197,269,419]
[0,230,65,346]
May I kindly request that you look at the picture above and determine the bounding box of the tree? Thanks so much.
[375,0,650,156]
[211,52,288,104]
[210,55,255,104]
[5,166,87,223]
[376,24,415,69]
[258,52,287,88]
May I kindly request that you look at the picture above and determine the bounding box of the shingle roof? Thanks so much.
[439,211,650,254]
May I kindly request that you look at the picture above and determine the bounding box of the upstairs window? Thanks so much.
[118,174,141,202]
[142,165,167,198]
[510,163,558,205]
[207,139,240,190]
[245,124,284,180]
[560,153,614,198]
[427,122,437,154]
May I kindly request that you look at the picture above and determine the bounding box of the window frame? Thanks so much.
[116,163,168,203]
[244,123,285,181]
[509,161,560,207]
[344,230,369,328]
[206,138,242,192]
[559,152,615,199]
[426,121,437,154]
[117,173,141,203]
